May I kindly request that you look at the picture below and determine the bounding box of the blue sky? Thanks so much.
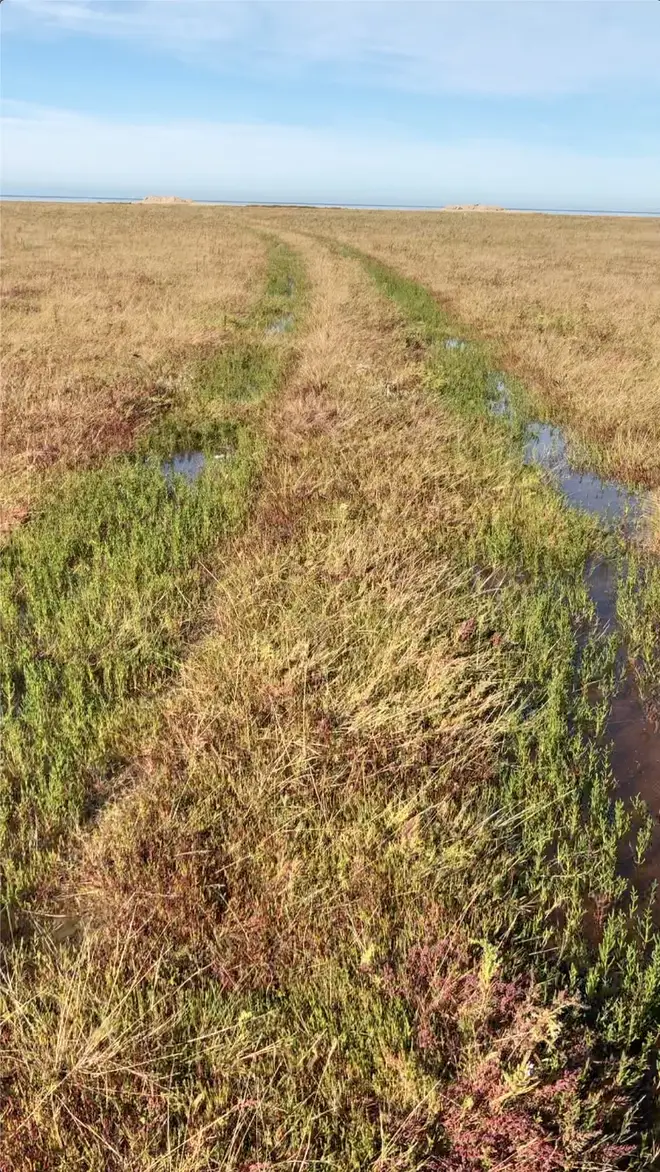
[2,0,659,210]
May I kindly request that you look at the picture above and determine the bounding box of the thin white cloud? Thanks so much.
[3,101,659,211]
[7,0,660,97]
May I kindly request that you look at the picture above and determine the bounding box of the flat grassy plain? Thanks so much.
[0,203,267,531]
[248,207,660,492]
[1,206,660,1169]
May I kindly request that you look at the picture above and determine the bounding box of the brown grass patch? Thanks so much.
[0,203,266,526]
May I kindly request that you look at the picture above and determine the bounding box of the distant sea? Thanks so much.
[1,194,658,217]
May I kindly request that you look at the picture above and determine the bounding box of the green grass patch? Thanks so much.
[0,240,306,919]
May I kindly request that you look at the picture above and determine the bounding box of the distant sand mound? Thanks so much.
[442,204,506,212]
[139,195,194,205]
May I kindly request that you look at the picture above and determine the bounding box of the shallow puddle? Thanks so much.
[584,561,660,894]
[610,678,660,902]
[267,313,294,334]
[161,451,207,483]
[584,557,660,918]
[575,502,659,904]
[489,378,510,418]
[488,377,647,532]
[160,450,231,484]
[486,372,660,905]
[585,556,619,630]
[524,422,644,531]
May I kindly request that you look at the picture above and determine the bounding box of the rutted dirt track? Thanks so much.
[2,229,660,1169]
[246,205,660,489]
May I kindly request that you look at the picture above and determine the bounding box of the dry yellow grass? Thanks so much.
[245,206,660,488]
[0,202,266,528]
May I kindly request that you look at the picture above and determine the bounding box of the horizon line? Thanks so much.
[1,194,659,218]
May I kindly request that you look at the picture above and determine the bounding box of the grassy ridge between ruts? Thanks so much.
[0,239,306,923]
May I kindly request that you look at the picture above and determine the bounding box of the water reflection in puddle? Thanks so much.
[486,371,660,906]
[161,451,206,483]
[583,562,660,871]
[585,556,619,631]
[160,450,230,485]
[584,561,660,914]
[524,423,644,530]
[267,314,294,335]
[611,679,660,903]
[489,378,510,418]
[488,377,646,532]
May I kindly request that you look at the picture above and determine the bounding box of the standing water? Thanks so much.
[489,376,660,903]
[523,422,644,531]
[160,450,231,485]
[161,451,207,484]
[267,314,294,335]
